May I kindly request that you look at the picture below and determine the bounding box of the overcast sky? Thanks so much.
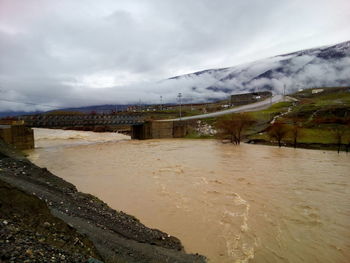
[0,0,349,111]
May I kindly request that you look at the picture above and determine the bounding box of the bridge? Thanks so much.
[18,113,188,140]
[18,114,186,140]
[19,114,145,127]
[17,96,282,140]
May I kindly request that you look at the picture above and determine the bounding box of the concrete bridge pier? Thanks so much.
[0,120,34,150]
[131,121,187,140]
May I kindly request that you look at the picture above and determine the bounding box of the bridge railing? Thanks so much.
[19,114,145,127]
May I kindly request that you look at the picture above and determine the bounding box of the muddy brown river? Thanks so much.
[27,128,350,263]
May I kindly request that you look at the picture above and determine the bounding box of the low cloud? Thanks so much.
[0,0,349,112]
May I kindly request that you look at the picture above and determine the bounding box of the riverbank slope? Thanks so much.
[0,141,205,263]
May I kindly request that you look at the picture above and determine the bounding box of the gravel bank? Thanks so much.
[0,180,102,263]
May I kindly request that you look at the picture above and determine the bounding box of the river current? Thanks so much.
[26,128,350,262]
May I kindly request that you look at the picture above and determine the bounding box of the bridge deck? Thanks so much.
[20,114,145,127]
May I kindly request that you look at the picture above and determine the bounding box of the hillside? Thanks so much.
[246,87,350,150]
[159,41,350,101]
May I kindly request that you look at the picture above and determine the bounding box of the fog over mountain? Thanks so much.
[1,40,350,113]
[161,40,350,102]
[1,1,350,113]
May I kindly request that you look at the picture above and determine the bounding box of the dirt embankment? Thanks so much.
[0,142,205,263]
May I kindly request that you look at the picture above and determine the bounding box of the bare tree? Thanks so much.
[267,122,289,147]
[290,118,303,148]
[333,127,346,153]
[346,120,350,153]
[346,136,350,153]
[216,113,255,144]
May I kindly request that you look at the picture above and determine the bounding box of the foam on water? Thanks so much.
[220,192,255,263]
[33,128,130,148]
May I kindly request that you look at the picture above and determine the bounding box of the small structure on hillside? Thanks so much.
[312,89,324,94]
[230,91,272,106]
[0,120,34,150]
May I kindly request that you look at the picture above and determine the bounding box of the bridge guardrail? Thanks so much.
[19,114,145,128]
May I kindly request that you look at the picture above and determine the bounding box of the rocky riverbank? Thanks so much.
[0,179,102,263]
[0,141,205,263]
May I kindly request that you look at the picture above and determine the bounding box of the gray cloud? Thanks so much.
[0,0,349,112]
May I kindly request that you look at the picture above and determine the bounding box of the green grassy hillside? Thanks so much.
[247,87,350,150]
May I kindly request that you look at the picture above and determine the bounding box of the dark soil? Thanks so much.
[0,141,206,263]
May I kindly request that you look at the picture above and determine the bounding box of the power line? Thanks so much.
[177,93,182,120]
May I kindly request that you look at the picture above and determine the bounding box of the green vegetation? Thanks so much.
[187,87,350,151]
[184,132,214,139]
[296,128,335,144]
[246,101,293,131]
[249,101,292,118]
[246,87,350,151]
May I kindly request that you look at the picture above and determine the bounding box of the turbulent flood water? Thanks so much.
[27,128,350,263]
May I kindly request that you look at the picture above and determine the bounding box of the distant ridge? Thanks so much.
[163,40,350,97]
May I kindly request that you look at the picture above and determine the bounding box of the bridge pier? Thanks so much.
[0,120,34,150]
[131,121,187,140]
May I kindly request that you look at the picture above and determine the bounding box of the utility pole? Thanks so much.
[160,95,163,111]
[188,96,193,111]
[283,84,286,101]
[178,93,182,120]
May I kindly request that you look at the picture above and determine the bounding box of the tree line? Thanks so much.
[215,113,350,153]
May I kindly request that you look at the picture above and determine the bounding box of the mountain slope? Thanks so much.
[161,40,350,100]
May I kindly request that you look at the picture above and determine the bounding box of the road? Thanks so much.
[160,95,284,121]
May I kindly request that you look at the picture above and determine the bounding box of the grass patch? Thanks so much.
[248,126,350,145]
[184,132,214,139]
[248,101,293,121]
[296,128,335,144]
[247,132,269,141]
